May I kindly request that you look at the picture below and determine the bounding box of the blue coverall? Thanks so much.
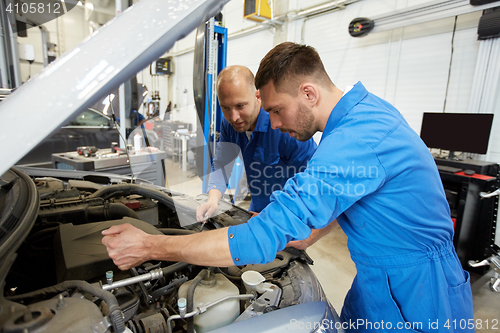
[227,82,474,332]
[208,107,317,212]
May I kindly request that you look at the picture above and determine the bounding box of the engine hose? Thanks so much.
[5,280,126,333]
[87,202,140,221]
[162,262,191,275]
[88,184,176,210]
[187,268,214,333]
[157,228,197,235]
[216,267,242,281]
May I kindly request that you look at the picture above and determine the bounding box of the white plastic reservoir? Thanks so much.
[178,273,240,332]
[133,133,142,152]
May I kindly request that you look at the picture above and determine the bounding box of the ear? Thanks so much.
[300,83,319,107]
[255,89,261,103]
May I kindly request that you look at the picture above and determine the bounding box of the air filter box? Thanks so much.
[54,217,163,283]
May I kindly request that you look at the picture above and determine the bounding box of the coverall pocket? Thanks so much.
[344,268,425,332]
[448,271,474,327]
[383,272,425,332]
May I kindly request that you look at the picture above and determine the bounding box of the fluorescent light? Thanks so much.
[103,104,110,115]
[102,93,115,105]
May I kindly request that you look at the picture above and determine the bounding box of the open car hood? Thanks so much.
[0,0,229,175]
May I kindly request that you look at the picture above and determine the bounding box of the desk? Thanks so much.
[438,168,499,272]
[52,149,166,186]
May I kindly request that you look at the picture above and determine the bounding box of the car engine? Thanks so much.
[0,172,331,333]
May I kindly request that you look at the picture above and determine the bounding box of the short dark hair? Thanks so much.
[255,42,333,95]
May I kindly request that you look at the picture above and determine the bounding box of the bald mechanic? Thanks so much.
[197,65,317,219]
[103,42,473,332]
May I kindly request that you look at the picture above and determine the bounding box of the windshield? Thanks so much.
[68,109,111,127]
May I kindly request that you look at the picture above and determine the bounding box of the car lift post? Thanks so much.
[202,18,227,193]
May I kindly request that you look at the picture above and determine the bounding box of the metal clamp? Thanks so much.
[479,188,500,199]
[469,253,500,292]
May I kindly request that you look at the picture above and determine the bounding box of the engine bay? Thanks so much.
[1,174,329,333]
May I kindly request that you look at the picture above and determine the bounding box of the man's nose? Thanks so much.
[269,114,281,130]
[231,110,240,123]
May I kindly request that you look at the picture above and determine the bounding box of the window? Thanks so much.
[70,109,110,127]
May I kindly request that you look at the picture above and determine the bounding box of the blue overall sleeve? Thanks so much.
[207,122,241,196]
[227,135,387,265]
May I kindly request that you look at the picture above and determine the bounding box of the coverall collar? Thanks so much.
[321,81,368,142]
[252,107,269,133]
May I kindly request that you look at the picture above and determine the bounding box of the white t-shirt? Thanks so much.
[343,85,354,96]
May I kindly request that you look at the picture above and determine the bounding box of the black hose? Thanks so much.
[87,202,140,221]
[161,262,191,276]
[187,268,214,333]
[6,280,126,333]
[216,267,242,281]
[87,184,203,227]
[89,184,175,210]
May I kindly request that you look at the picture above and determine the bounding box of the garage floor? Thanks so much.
[163,158,500,330]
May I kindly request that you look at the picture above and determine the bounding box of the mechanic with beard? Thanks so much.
[103,42,473,332]
[196,65,317,219]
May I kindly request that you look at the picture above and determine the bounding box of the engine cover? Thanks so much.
[54,217,163,282]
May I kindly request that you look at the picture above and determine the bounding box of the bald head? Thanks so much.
[216,65,256,96]
[216,65,261,132]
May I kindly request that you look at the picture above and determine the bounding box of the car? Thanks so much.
[16,107,119,167]
[1,166,342,333]
[0,0,343,332]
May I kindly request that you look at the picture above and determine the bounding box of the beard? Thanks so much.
[229,103,260,132]
[289,102,316,141]
[230,120,249,132]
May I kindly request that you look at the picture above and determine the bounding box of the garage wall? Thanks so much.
[162,0,499,163]
[170,51,198,129]
[298,6,481,132]
[226,29,275,75]
[223,0,275,73]
[18,6,88,83]
[490,88,500,163]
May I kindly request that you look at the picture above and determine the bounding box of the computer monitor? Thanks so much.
[419,112,494,159]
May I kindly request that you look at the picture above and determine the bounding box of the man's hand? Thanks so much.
[249,211,259,218]
[286,220,339,250]
[102,223,153,270]
[196,189,223,222]
[196,200,219,222]
[102,224,235,269]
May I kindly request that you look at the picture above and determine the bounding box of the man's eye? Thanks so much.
[274,110,280,114]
